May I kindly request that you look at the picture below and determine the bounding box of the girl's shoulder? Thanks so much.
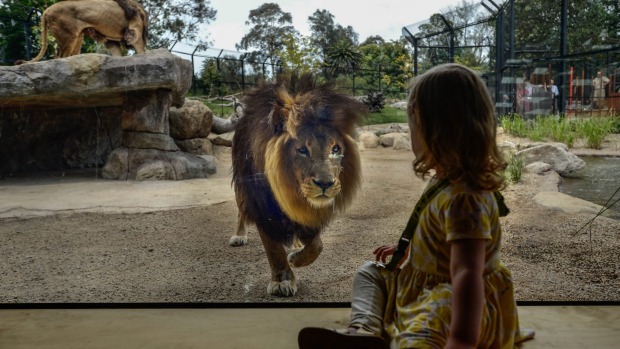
[436,181,495,207]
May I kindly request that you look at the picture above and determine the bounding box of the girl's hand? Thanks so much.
[373,244,396,264]
[373,244,410,268]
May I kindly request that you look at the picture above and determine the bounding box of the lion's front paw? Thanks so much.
[267,280,297,297]
[288,249,317,268]
[229,235,248,246]
[288,240,322,268]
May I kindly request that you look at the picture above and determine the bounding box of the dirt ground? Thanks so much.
[0,126,619,304]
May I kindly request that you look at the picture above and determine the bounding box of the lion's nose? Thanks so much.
[313,179,335,191]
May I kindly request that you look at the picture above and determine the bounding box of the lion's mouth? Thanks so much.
[307,195,335,208]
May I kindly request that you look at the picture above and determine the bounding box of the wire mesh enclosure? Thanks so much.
[402,0,620,118]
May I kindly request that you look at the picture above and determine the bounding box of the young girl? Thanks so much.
[299,63,534,349]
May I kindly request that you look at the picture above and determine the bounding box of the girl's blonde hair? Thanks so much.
[407,63,506,191]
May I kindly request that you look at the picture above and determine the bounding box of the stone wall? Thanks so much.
[0,49,216,180]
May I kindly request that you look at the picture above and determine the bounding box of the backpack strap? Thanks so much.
[383,179,509,271]
[383,177,450,270]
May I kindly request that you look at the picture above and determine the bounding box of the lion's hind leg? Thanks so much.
[229,212,249,246]
[288,234,323,268]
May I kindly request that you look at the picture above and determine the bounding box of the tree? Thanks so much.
[308,9,359,61]
[139,0,217,49]
[0,0,48,64]
[199,59,223,96]
[325,40,363,76]
[278,33,321,74]
[236,3,298,69]
[359,38,414,95]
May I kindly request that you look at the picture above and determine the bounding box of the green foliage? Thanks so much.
[514,0,618,58]
[358,38,414,97]
[203,100,234,118]
[199,59,225,97]
[236,3,297,65]
[574,117,615,150]
[278,33,321,73]
[362,91,386,113]
[307,9,359,62]
[325,40,363,76]
[500,115,617,150]
[362,106,408,125]
[499,115,529,138]
[504,153,525,184]
[140,0,217,49]
[0,0,52,64]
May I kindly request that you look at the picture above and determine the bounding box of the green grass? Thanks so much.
[191,97,235,117]
[363,106,408,125]
[499,115,529,138]
[574,117,616,150]
[504,153,525,183]
[499,114,617,150]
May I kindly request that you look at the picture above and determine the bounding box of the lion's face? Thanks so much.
[290,124,345,208]
[264,121,360,228]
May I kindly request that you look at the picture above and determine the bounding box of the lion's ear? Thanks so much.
[268,104,286,134]
[269,88,299,135]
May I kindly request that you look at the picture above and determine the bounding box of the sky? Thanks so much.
[201,0,463,52]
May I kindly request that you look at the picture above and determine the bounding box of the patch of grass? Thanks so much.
[548,118,576,148]
[574,117,615,150]
[363,106,408,125]
[504,153,525,183]
[500,114,618,150]
[499,115,529,138]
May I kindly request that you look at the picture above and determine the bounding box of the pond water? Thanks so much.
[559,156,620,218]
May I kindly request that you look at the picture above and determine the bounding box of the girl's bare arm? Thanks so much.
[445,238,486,349]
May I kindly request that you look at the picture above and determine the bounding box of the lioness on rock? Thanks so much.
[230,73,367,297]
[22,0,148,63]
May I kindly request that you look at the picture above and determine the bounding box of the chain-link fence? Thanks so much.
[168,42,408,101]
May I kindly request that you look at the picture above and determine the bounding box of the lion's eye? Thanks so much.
[331,145,341,154]
[298,146,309,156]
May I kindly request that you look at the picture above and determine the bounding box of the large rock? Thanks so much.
[169,99,214,140]
[516,143,586,176]
[1,48,191,108]
[357,131,380,148]
[0,49,215,180]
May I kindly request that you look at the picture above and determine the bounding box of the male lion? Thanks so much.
[23,0,148,63]
[230,73,367,297]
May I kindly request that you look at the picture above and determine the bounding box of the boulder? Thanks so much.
[169,99,214,140]
[390,101,408,110]
[393,134,412,150]
[0,49,215,179]
[516,143,586,176]
[358,131,380,148]
[525,161,552,174]
[374,124,407,136]
[380,132,408,147]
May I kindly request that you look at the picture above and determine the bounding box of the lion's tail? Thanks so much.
[24,11,48,63]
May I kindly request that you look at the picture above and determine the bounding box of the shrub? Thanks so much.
[575,117,615,149]
[499,115,528,138]
[362,91,386,113]
[504,153,524,183]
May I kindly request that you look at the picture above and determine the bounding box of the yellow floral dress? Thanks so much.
[382,179,534,348]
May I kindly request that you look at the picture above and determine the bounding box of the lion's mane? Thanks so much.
[232,73,365,244]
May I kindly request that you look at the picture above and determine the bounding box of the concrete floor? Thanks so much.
[1,306,619,348]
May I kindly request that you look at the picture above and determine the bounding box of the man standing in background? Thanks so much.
[549,79,559,114]
[592,71,610,109]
